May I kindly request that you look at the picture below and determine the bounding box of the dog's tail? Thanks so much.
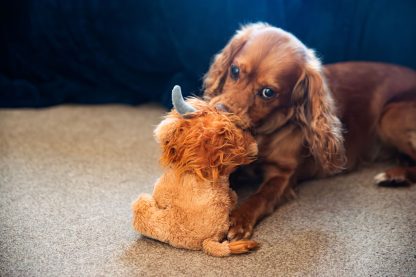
[202,239,258,257]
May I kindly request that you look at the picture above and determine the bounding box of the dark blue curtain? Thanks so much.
[1,0,415,108]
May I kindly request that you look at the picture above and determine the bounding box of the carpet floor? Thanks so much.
[0,105,415,277]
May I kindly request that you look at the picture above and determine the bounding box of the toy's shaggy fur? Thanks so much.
[132,98,258,257]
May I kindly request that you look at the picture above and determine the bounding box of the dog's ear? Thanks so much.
[203,23,270,99]
[293,50,346,175]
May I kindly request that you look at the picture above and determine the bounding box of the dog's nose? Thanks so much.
[215,103,230,113]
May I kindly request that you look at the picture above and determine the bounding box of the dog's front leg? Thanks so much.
[227,170,293,241]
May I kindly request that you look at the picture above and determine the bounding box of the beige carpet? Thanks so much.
[0,105,415,277]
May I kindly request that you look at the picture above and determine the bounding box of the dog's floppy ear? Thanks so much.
[203,23,270,98]
[293,50,346,175]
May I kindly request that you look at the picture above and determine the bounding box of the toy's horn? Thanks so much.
[172,85,196,115]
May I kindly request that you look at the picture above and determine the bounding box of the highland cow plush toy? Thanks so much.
[132,86,258,257]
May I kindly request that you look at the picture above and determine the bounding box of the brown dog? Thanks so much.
[203,23,416,241]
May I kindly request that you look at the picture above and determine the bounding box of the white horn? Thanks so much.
[172,85,196,115]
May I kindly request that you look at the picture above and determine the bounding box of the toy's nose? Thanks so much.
[215,103,230,113]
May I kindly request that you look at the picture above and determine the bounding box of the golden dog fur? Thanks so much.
[203,23,416,241]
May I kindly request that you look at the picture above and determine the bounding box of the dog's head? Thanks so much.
[203,23,345,174]
[154,86,258,181]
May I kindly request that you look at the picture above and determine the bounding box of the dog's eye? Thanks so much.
[259,87,276,99]
[230,64,240,80]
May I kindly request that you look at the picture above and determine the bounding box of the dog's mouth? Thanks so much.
[212,103,254,132]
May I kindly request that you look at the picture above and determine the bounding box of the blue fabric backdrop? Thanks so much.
[1,0,415,108]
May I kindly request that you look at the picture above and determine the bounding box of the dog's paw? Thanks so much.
[374,171,410,187]
[228,208,255,241]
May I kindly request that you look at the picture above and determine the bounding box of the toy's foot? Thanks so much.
[229,240,258,254]
[132,193,155,213]
[227,207,255,241]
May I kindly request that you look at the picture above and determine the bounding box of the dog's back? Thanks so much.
[325,62,416,173]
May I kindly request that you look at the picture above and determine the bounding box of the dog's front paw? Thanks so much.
[228,208,255,241]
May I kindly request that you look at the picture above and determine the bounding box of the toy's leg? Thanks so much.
[202,238,258,257]
[202,239,231,257]
[132,193,170,242]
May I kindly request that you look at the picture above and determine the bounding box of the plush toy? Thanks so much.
[132,86,258,257]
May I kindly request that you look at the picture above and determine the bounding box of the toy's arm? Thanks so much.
[152,172,178,209]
